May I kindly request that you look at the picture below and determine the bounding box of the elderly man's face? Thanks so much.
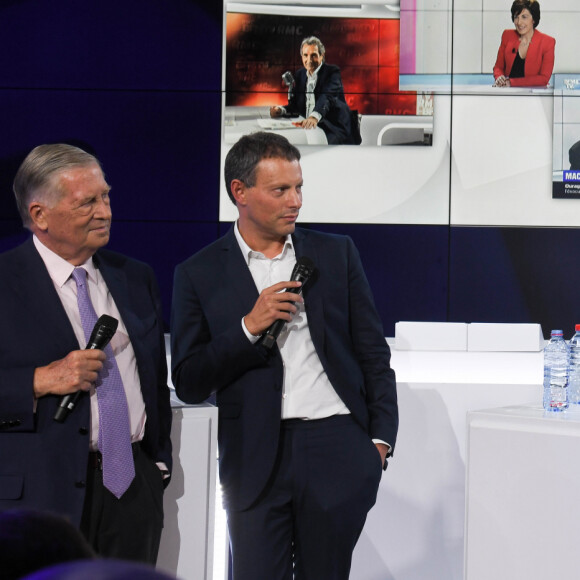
[301,44,322,74]
[33,163,112,265]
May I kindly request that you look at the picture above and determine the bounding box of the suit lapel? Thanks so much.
[14,239,79,352]
[314,63,327,99]
[295,69,307,114]
[292,229,326,354]
[94,253,142,342]
[220,227,261,318]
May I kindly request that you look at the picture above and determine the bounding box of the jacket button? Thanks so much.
[79,427,89,435]
[75,481,86,488]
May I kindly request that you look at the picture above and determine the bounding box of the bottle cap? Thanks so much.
[576,324,580,332]
[551,330,564,336]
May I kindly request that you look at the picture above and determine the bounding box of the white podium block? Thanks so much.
[157,402,218,580]
[467,323,544,352]
[465,405,580,580]
[395,321,467,351]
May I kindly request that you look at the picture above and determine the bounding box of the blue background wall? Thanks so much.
[2,0,579,338]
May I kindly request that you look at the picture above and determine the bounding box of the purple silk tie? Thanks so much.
[71,267,135,498]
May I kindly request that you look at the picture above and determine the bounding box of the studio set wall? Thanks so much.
[1,0,580,338]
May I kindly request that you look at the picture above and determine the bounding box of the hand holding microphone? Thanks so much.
[270,106,284,118]
[53,315,118,422]
[244,257,315,347]
[261,257,315,350]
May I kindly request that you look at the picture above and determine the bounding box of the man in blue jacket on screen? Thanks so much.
[171,131,398,579]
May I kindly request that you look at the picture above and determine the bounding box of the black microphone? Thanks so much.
[512,48,516,53]
[54,314,119,423]
[262,257,315,350]
[282,70,295,99]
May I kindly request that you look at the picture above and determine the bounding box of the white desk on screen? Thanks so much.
[399,74,554,95]
[224,106,327,145]
[465,404,580,580]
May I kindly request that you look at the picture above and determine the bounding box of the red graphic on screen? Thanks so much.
[225,14,417,116]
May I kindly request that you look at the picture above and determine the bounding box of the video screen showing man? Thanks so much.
[171,131,398,579]
[0,144,172,564]
[269,36,360,145]
[570,141,580,171]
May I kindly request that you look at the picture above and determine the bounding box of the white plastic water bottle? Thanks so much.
[568,325,580,404]
[543,329,569,412]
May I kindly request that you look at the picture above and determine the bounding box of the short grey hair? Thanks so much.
[13,144,101,229]
[300,36,325,59]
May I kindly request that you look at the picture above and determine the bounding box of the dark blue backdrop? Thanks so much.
[1,0,578,338]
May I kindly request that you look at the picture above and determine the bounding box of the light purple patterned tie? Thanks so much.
[71,267,135,498]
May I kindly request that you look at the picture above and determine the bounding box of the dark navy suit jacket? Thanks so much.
[171,226,398,510]
[286,63,353,144]
[0,238,172,525]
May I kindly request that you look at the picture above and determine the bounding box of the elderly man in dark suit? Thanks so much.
[270,36,356,145]
[171,132,397,579]
[0,144,172,564]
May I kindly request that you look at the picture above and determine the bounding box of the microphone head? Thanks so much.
[291,256,316,284]
[282,71,294,87]
[295,255,315,270]
[96,314,118,333]
[87,314,119,350]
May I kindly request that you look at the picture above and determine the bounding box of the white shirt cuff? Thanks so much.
[241,318,260,344]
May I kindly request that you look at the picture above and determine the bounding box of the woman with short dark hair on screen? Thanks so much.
[493,0,555,87]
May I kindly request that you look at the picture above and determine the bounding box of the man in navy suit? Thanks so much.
[171,132,398,579]
[0,144,172,564]
[270,36,355,145]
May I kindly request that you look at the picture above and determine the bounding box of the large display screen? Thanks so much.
[224,3,433,147]
[399,0,578,93]
[220,0,580,228]
[553,74,580,199]
[220,1,447,225]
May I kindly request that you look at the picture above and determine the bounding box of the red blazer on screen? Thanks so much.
[493,28,555,87]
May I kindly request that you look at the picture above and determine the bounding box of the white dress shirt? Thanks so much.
[33,236,147,451]
[234,224,348,420]
[305,63,323,122]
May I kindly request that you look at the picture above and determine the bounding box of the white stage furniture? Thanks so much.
[465,404,580,580]
[349,323,543,580]
[156,400,218,580]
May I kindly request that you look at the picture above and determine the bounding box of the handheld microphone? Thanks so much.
[262,257,315,350]
[282,71,295,99]
[54,314,119,423]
